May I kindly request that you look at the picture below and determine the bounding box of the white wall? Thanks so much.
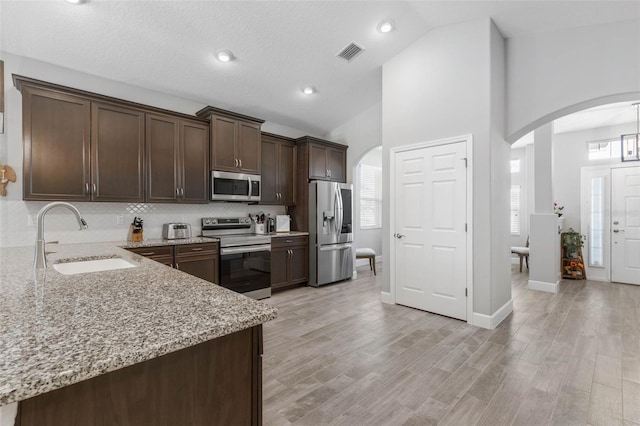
[506,18,640,142]
[0,52,314,248]
[382,18,511,318]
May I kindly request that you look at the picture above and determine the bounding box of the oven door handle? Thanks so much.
[220,244,271,255]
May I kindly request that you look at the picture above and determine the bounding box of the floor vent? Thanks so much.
[336,42,365,62]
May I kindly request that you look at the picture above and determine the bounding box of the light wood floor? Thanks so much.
[262,264,640,425]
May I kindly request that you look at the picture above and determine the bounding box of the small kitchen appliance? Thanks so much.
[163,223,192,240]
[201,217,271,299]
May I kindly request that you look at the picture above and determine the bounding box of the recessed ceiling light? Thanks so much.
[377,19,395,34]
[302,86,317,95]
[65,0,85,4]
[216,50,234,62]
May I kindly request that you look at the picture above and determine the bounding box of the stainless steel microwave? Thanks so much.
[210,170,261,202]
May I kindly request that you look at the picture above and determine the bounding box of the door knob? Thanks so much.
[613,229,624,233]
[613,221,619,225]
[395,233,405,239]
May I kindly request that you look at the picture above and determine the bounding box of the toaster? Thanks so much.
[163,223,192,239]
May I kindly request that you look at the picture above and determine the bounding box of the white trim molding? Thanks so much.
[471,299,513,329]
[528,279,559,293]
[380,291,394,304]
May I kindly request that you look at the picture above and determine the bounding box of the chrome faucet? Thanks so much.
[34,202,87,269]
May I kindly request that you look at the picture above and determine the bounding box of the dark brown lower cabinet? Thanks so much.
[271,235,309,291]
[175,243,219,284]
[16,325,263,426]
[127,243,219,284]
[127,245,175,266]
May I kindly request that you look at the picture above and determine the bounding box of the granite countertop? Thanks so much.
[122,236,219,248]
[0,242,277,406]
[270,231,309,237]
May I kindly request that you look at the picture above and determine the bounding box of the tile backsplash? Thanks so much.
[0,200,285,248]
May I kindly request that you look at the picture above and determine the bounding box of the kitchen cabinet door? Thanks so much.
[326,148,346,182]
[175,255,216,283]
[146,113,180,203]
[308,144,328,180]
[211,115,238,172]
[270,247,290,289]
[91,102,145,202]
[237,121,260,174]
[278,141,296,205]
[289,244,309,284]
[22,86,91,201]
[180,120,209,203]
[260,137,278,204]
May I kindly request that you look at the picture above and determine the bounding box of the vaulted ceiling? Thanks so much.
[1,1,638,135]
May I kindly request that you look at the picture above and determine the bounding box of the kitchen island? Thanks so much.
[0,242,277,425]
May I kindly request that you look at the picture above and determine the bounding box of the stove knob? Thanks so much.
[212,219,217,224]
[204,219,211,225]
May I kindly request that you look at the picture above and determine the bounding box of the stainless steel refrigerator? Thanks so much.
[308,181,353,287]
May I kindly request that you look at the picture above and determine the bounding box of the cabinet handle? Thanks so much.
[191,247,203,251]
[286,240,293,243]
[234,158,239,168]
[180,188,185,197]
[176,187,180,197]
[328,170,332,177]
[92,183,97,194]
[239,159,242,168]
[85,183,90,194]
[140,252,155,256]
[175,262,179,270]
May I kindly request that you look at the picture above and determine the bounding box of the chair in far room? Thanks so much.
[355,248,377,275]
[511,237,530,273]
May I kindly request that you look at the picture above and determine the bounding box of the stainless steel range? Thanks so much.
[202,217,271,299]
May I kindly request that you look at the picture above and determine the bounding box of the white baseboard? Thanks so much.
[528,279,559,293]
[471,298,513,329]
[380,291,393,304]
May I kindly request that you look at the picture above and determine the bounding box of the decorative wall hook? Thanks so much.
[0,164,16,196]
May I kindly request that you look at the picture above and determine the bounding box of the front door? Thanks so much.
[393,141,468,320]
[611,166,640,285]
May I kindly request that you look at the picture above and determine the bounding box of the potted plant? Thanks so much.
[554,201,564,216]
[563,228,585,258]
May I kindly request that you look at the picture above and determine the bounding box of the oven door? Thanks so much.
[219,244,271,299]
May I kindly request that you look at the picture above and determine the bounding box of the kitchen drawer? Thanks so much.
[128,245,174,258]
[175,243,219,257]
[271,235,307,249]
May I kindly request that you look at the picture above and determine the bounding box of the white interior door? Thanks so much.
[611,166,640,285]
[393,141,468,320]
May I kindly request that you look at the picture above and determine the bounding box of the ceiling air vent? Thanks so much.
[336,42,365,62]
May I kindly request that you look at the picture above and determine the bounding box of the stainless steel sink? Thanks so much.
[53,258,137,275]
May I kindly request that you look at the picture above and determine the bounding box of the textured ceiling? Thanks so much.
[1,1,638,136]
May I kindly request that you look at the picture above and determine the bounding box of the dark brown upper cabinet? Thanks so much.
[91,102,145,202]
[260,132,296,205]
[15,75,210,204]
[297,136,347,183]
[20,85,92,201]
[146,113,209,204]
[19,83,145,202]
[196,106,264,175]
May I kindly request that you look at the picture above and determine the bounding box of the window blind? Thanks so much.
[360,164,382,229]
[511,185,521,235]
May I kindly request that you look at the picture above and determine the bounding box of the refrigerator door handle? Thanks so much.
[334,185,342,239]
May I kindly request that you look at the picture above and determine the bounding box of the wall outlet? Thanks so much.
[116,215,124,225]
[27,215,36,227]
